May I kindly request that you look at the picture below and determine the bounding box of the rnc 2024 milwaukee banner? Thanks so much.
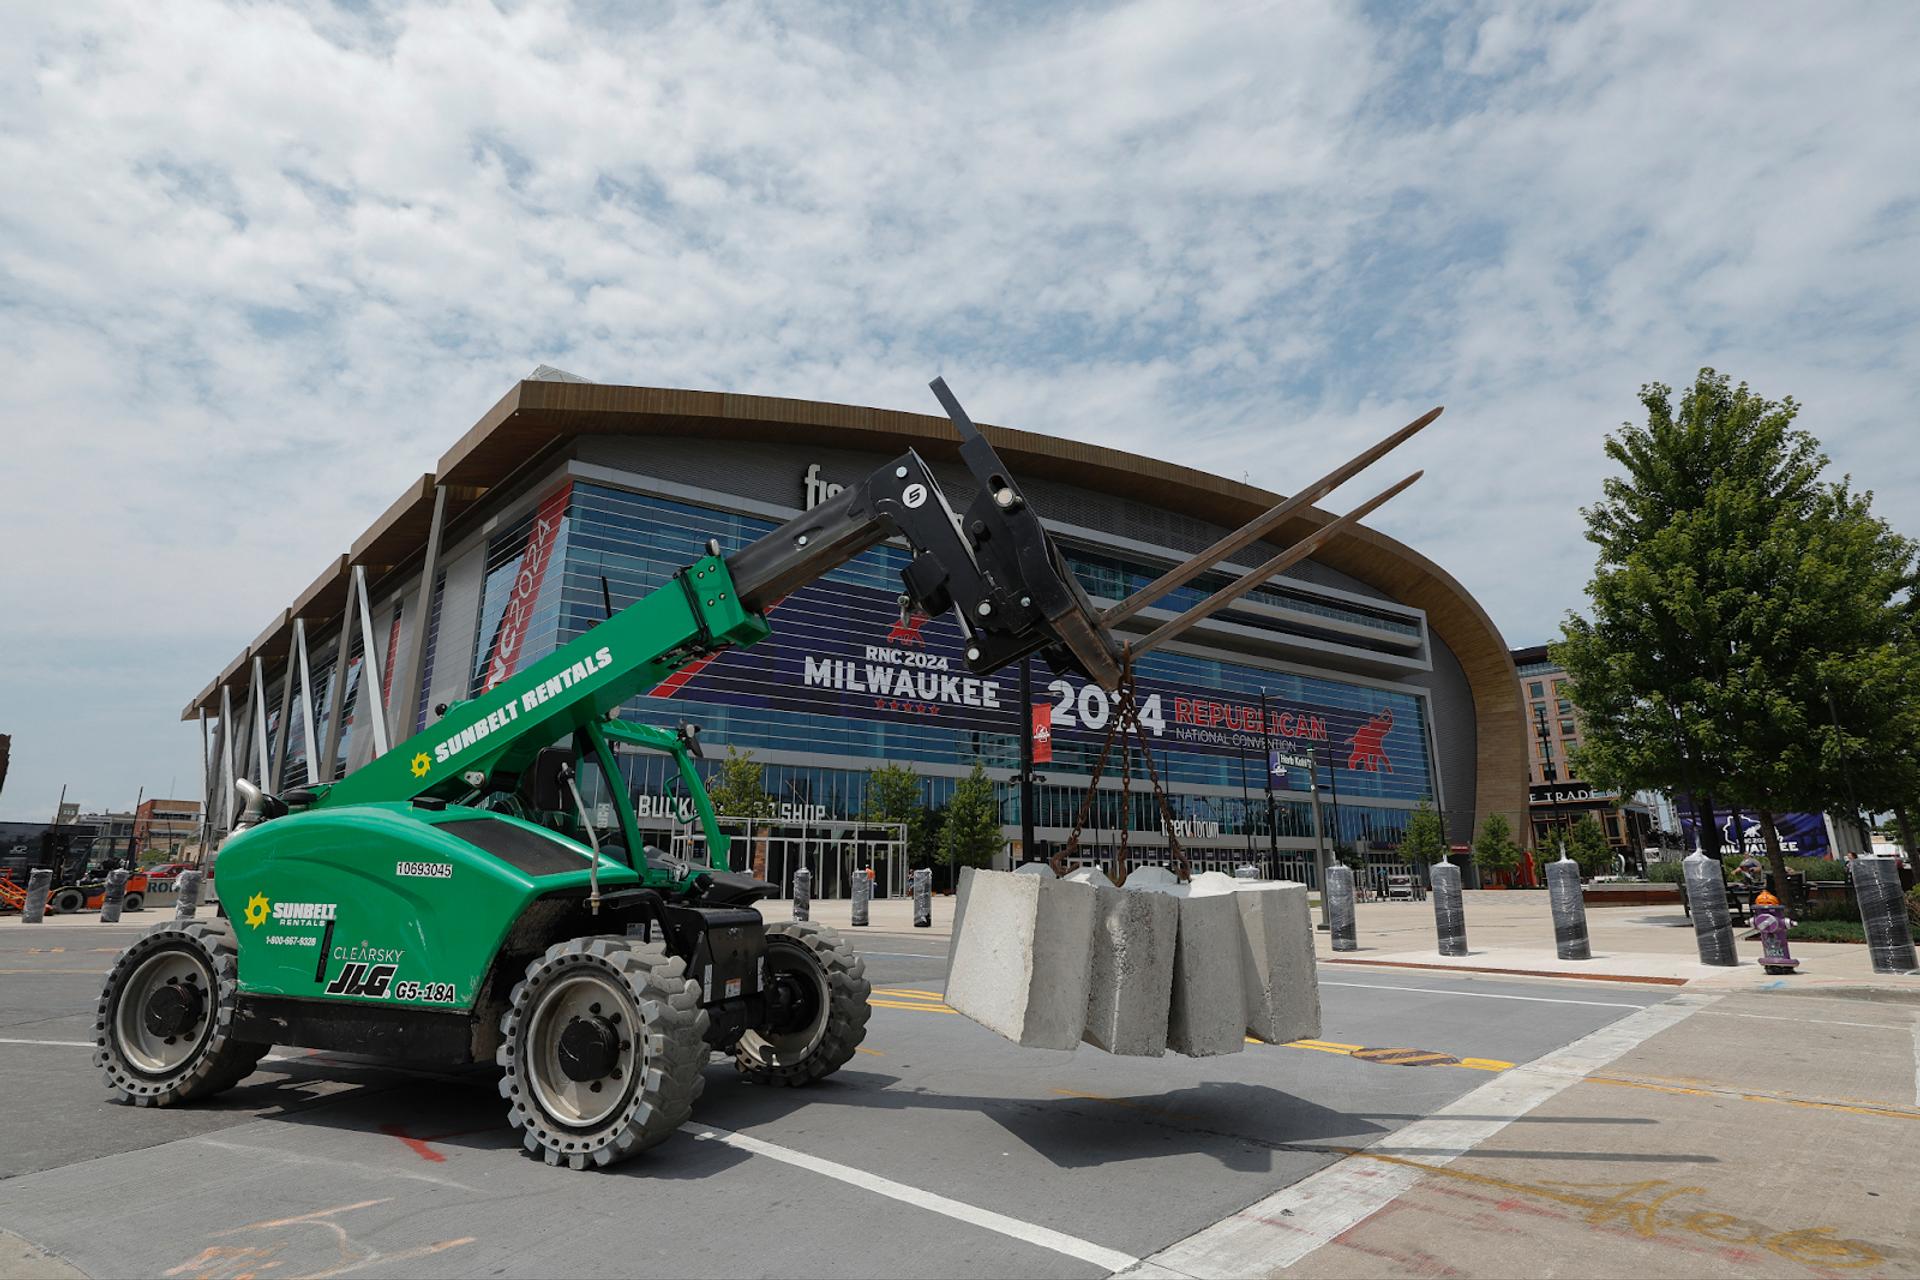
[649,571,1432,797]
[1675,802,1834,859]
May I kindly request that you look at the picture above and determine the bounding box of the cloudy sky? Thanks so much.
[3,0,1917,820]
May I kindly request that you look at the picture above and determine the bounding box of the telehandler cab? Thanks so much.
[96,379,1434,1170]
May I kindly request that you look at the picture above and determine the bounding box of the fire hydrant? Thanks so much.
[1751,891,1800,975]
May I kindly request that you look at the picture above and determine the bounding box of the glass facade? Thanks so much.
[478,480,1438,854]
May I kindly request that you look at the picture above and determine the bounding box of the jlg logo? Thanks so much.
[324,963,397,999]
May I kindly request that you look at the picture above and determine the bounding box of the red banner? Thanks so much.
[1031,701,1054,764]
[483,482,573,692]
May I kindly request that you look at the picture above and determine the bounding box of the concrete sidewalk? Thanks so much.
[1316,888,1920,998]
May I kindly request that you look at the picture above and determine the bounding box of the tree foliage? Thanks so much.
[1472,812,1522,878]
[1396,798,1447,868]
[1565,815,1614,876]
[1556,369,1920,892]
[941,764,1003,871]
[707,746,774,826]
[865,761,940,866]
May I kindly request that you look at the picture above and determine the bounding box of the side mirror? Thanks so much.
[678,723,704,759]
[527,747,572,812]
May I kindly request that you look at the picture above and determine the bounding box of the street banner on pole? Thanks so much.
[1031,702,1054,764]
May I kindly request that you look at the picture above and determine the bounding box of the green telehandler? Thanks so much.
[95,379,1432,1169]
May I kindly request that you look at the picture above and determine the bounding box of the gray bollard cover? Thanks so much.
[1326,864,1358,952]
[912,868,933,927]
[22,868,53,923]
[1430,861,1468,956]
[1850,857,1918,974]
[850,866,871,927]
[173,869,204,919]
[1681,851,1738,966]
[1546,857,1591,960]
[791,865,812,922]
[99,869,130,923]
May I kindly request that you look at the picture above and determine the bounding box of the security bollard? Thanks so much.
[1326,864,1358,952]
[22,868,53,923]
[1546,854,1591,961]
[791,865,812,923]
[1681,851,1739,966]
[1751,891,1800,975]
[1430,860,1468,956]
[100,869,130,923]
[1850,856,1917,975]
[912,868,932,928]
[850,865,871,927]
[173,870,204,919]
[1233,864,1259,881]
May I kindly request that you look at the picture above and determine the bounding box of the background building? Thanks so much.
[184,372,1528,891]
[1511,643,1660,862]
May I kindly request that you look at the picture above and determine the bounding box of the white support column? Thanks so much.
[353,564,392,758]
[198,710,212,854]
[393,483,448,744]
[270,650,297,792]
[319,598,357,781]
[293,618,321,779]
[251,657,272,786]
[219,685,237,831]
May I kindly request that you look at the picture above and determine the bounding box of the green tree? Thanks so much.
[1556,369,1920,894]
[1472,812,1522,882]
[1565,815,1614,877]
[941,763,1003,872]
[1396,798,1447,875]
[864,761,940,867]
[707,745,774,831]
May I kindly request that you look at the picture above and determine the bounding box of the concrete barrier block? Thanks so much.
[946,865,979,983]
[945,870,1096,1049]
[1161,886,1246,1057]
[1082,880,1177,1056]
[1122,865,1178,891]
[1226,880,1322,1043]
[1063,867,1114,888]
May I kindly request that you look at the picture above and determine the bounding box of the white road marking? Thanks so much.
[688,1122,1138,1272]
[1120,993,1717,1279]
[0,1038,92,1047]
[1320,980,1649,1009]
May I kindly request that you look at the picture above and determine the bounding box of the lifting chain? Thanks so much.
[1050,649,1189,884]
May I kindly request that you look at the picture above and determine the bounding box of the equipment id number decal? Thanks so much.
[396,861,453,879]
[392,980,457,1004]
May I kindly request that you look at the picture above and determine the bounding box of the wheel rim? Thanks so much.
[742,938,829,1066]
[113,947,215,1076]
[525,969,639,1129]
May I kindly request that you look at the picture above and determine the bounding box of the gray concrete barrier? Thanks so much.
[22,868,52,923]
[1430,861,1467,956]
[1546,856,1592,961]
[1326,864,1357,952]
[99,869,130,923]
[173,870,204,919]
[911,868,932,928]
[850,865,871,927]
[791,865,812,922]
[1681,851,1738,966]
[1850,856,1917,974]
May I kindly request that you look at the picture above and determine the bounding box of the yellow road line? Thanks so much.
[1588,1074,1920,1122]
[871,998,957,1014]
[875,988,948,1000]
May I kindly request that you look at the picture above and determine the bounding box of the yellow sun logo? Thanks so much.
[410,752,431,778]
[243,893,270,928]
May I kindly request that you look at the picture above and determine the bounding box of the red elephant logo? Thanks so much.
[1345,709,1394,772]
[886,613,929,646]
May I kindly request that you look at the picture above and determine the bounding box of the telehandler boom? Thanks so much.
[94,379,1434,1170]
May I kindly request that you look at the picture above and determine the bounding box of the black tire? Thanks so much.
[497,936,709,1171]
[735,922,871,1087]
[50,888,85,915]
[94,919,269,1106]
[123,892,144,913]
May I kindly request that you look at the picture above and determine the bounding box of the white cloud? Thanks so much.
[2,0,1917,817]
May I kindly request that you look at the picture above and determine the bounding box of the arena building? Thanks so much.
[184,369,1527,892]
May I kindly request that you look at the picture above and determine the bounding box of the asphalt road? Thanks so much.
[0,920,1672,1278]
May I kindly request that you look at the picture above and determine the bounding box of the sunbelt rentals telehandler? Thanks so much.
[95,378,1432,1170]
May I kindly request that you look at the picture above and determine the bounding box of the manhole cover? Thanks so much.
[1351,1046,1462,1068]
